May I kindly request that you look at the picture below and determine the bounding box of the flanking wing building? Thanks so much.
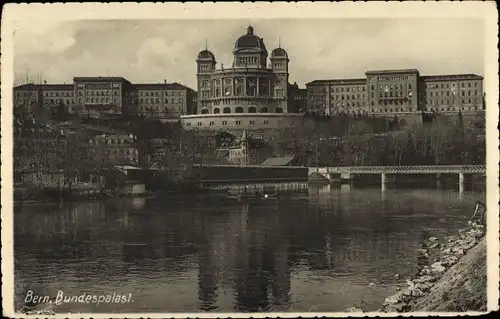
[306,69,484,116]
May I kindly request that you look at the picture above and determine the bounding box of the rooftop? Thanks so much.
[420,74,484,81]
[365,69,420,75]
[261,156,295,166]
[305,78,367,86]
[73,76,132,83]
[133,82,195,91]
[14,83,73,91]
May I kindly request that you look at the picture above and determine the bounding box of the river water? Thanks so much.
[14,184,485,313]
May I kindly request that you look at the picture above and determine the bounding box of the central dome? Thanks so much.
[234,26,267,54]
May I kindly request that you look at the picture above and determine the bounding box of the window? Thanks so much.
[236,121,241,125]
[222,121,228,125]
[235,107,244,113]
[249,120,255,125]
[264,120,269,125]
[223,107,231,114]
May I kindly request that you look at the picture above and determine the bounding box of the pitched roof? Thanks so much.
[261,156,295,166]
[133,83,195,91]
[14,83,75,91]
[73,76,132,83]
[42,84,74,91]
[306,78,366,86]
[365,69,420,75]
[420,74,483,81]
[13,84,40,91]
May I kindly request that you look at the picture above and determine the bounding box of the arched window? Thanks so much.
[213,108,220,114]
[201,109,209,114]
[260,107,269,113]
[248,106,257,113]
[223,107,231,114]
[235,107,244,113]
[275,107,283,113]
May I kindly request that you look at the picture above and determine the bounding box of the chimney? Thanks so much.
[44,80,47,85]
[164,79,167,84]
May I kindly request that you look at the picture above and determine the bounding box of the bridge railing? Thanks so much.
[325,165,486,174]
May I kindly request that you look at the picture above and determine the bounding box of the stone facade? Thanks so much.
[14,77,196,119]
[181,113,304,132]
[195,26,290,116]
[306,69,484,116]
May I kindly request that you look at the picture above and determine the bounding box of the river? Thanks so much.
[14,183,485,313]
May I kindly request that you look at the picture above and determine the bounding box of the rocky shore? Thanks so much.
[379,220,486,313]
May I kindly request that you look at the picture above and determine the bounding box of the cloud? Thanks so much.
[12,19,484,89]
[14,20,77,55]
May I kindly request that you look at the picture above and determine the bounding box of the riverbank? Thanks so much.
[14,184,156,204]
[379,220,487,313]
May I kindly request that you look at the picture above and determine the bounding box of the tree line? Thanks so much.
[271,112,485,167]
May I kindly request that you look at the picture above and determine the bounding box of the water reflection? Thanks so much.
[14,186,485,313]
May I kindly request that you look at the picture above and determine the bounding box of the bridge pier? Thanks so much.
[340,172,352,184]
[459,173,465,194]
[381,173,395,191]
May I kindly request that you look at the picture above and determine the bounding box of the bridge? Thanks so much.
[308,165,486,191]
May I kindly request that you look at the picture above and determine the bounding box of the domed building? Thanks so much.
[181,26,303,133]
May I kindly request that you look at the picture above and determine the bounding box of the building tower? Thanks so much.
[196,48,216,114]
[233,26,268,68]
[270,45,289,113]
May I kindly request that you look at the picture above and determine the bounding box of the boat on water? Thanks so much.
[227,187,280,200]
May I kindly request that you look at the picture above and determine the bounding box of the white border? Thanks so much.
[2,2,499,318]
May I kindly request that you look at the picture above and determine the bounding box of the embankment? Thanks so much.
[380,220,487,313]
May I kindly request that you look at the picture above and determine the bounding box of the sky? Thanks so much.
[13,18,485,89]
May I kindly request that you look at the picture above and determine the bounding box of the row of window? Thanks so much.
[136,107,183,114]
[334,108,418,113]
[82,97,118,104]
[311,81,481,95]
[23,89,186,97]
[200,106,283,114]
[238,56,259,65]
[17,140,66,148]
[188,118,295,127]
[427,90,480,97]
[201,89,284,99]
[41,99,75,105]
[371,84,413,91]
[43,91,74,97]
[331,94,367,101]
[138,98,184,104]
[427,98,480,105]
[89,148,138,158]
[77,90,119,96]
[426,82,479,89]
[89,139,133,145]
[273,62,286,69]
[137,91,184,97]
[426,106,482,112]
[332,86,366,93]
[79,90,118,96]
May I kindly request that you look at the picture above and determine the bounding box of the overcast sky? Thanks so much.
[13,18,484,89]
